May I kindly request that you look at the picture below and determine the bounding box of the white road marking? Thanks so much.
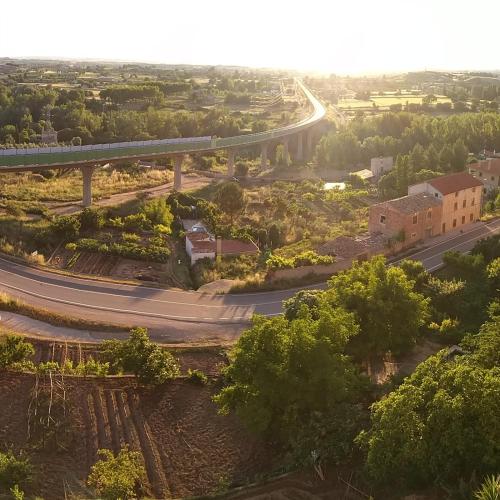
[0,281,251,323]
[0,259,284,307]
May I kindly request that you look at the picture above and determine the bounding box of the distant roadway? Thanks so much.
[0,219,498,340]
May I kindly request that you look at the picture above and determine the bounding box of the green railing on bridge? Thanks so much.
[0,80,325,169]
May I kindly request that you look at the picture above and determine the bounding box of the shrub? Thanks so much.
[123,213,150,232]
[49,215,80,241]
[235,162,249,177]
[266,251,334,270]
[153,224,171,235]
[140,198,173,227]
[65,242,77,251]
[0,335,35,369]
[108,217,124,229]
[474,475,500,500]
[87,447,146,500]
[76,238,101,252]
[79,208,104,233]
[101,328,180,385]
[121,232,141,243]
[187,368,208,385]
[0,451,32,492]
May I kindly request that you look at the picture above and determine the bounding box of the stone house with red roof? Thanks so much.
[369,172,483,247]
[184,222,259,265]
[408,172,483,234]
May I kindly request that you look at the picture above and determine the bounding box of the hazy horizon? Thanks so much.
[1,0,500,75]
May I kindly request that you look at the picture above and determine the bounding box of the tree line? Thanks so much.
[0,81,272,147]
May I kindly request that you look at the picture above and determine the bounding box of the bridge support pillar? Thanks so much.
[174,155,183,190]
[296,133,303,161]
[81,165,95,207]
[227,149,235,177]
[260,142,268,170]
[283,137,290,163]
[306,129,314,156]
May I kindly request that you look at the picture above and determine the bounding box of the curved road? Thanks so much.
[0,219,498,339]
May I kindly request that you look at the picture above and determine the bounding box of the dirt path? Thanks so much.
[49,173,213,215]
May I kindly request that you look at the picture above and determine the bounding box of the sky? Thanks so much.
[1,0,499,75]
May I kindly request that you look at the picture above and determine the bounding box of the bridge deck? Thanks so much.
[0,81,325,171]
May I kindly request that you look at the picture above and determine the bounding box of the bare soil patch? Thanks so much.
[0,371,275,499]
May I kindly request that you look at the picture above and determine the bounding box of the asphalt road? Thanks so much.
[0,219,498,338]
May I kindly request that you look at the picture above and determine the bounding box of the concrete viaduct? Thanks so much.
[0,80,326,207]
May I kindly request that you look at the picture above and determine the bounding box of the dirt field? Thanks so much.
[0,369,274,499]
[51,250,169,284]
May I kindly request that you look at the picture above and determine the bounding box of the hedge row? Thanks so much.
[75,238,170,263]
[266,250,334,270]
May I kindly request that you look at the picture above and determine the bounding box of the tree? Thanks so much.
[140,198,173,229]
[283,289,323,321]
[87,447,146,500]
[101,328,179,385]
[79,208,104,233]
[267,223,283,249]
[234,161,249,178]
[49,215,80,241]
[214,310,366,463]
[325,256,430,359]
[358,316,500,489]
[215,182,245,222]
[451,139,469,172]
[0,335,34,369]
[0,451,31,492]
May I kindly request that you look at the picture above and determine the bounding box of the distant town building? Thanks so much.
[370,156,393,177]
[468,158,500,194]
[369,172,483,248]
[351,168,374,181]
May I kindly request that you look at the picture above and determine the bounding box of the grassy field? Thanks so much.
[0,169,172,202]
[338,94,452,109]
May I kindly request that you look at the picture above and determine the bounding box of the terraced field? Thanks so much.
[0,363,273,499]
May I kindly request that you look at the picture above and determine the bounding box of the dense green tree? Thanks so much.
[358,314,500,489]
[0,335,34,369]
[49,215,81,241]
[325,256,430,358]
[140,198,173,228]
[87,447,146,500]
[78,208,104,233]
[214,310,366,463]
[215,182,245,222]
[0,451,32,492]
[101,328,179,384]
[282,289,323,321]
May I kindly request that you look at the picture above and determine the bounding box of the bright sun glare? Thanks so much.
[1,0,499,74]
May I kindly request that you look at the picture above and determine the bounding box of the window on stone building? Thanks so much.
[454,202,458,211]
[412,214,418,224]
[380,214,386,224]
[462,199,466,208]
[453,219,457,228]
[462,215,465,224]
[470,213,473,222]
